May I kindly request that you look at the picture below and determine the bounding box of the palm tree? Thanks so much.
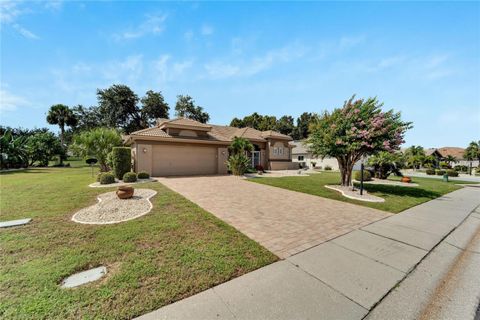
[228,136,254,156]
[46,104,77,147]
[464,141,480,175]
[444,155,457,167]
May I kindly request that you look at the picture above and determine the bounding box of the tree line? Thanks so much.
[229,112,317,140]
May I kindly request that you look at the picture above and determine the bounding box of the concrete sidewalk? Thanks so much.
[137,187,480,320]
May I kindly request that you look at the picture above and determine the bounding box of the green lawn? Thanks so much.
[249,172,474,213]
[0,167,277,319]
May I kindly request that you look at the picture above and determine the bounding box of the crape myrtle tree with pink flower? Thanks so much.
[308,95,412,187]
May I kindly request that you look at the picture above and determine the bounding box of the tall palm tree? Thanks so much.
[46,104,77,147]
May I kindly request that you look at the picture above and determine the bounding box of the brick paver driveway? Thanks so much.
[158,176,390,258]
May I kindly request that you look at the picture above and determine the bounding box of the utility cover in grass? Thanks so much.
[0,218,32,228]
[61,266,107,288]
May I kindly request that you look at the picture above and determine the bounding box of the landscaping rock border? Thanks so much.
[72,189,157,224]
[325,185,385,203]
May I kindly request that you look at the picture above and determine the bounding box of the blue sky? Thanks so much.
[1,1,479,147]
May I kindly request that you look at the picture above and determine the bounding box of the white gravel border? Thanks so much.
[89,178,156,188]
[353,178,419,187]
[72,189,157,225]
[325,185,385,203]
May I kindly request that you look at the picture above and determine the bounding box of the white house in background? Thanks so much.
[291,140,362,171]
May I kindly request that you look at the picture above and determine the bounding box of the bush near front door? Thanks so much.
[111,147,131,179]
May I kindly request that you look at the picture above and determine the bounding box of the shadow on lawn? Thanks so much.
[354,183,442,199]
[0,168,50,175]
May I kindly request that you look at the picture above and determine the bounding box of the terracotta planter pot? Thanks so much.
[116,186,134,199]
[401,176,412,183]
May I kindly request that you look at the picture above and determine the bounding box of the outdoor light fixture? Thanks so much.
[143,148,147,153]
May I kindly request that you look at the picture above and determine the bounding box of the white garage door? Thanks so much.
[152,144,218,176]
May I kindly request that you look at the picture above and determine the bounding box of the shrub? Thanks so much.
[426,168,436,175]
[123,172,137,183]
[96,172,102,182]
[439,161,450,169]
[446,169,459,177]
[435,170,446,176]
[137,171,150,179]
[99,172,115,184]
[111,147,131,180]
[227,153,250,176]
[324,165,332,171]
[354,170,372,181]
[454,165,468,172]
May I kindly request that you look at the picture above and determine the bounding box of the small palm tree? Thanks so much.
[444,155,457,166]
[227,137,254,175]
[229,136,253,156]
[46,104,77,147]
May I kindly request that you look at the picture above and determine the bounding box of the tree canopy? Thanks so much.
[464,141,480,162]
[174,95,210,123]
[46,104,77,147]
[308,95,412,186]
[229,112,317,140]
[70,128,122,172]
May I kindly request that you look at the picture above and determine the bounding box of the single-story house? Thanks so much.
[124,118,297,176]
[291,140,362,171]
[427,147,479,167]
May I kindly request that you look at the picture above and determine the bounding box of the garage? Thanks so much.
[152,144,218,176]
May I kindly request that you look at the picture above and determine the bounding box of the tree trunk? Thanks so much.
[338,157,354,187]
[59,125,65,165]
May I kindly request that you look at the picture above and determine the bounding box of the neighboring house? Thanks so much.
[124,118,297,176]
[290,140,362,171]
[427,147,479,167]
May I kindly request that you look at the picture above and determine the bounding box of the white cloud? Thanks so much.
[201,24,214,36]
[204,43,307,79]
[12,23,39,39]
[0,0,23,24]
[102,55,144,81]
[0,1,40,40]
[44,0,63,11]
[114,13,167,40]
[153,55,194,83]
[0,89,30,112]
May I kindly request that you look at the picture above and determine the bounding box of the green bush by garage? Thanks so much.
[111,147,131,180]
[123,172,137,182]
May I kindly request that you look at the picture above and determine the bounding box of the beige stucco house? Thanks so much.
[124,118,297,176]
[291,140,362,171]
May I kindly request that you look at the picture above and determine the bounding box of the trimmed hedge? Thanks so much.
[137,171,150,179]
[446,169,459,177]
[111,147,131,180]
[99,172,115,184]
[426,168,436,175]
[454,165,468,172]
[354,170,372,181]
[435,170,446,176]
[324,165,332,171]
[123,172,137,183]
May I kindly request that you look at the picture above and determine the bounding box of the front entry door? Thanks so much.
[252,151,261,167]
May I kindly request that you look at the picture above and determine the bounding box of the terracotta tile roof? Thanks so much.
[130,127,171,137]
[261,130,293,140]
[437,147,465,159]
[157,117,212,129]
[131,118,293,143]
